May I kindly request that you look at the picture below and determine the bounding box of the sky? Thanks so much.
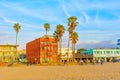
[0,0,120,50]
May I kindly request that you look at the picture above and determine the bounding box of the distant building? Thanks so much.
[92,48,120,62]
[81,49,93,55]
[58,48,77,62]
[18,49,26,55]
[19,54,26,59]
[75,53,93,62]
[0,44,18,62]
[26,35,58,64]
[18,49,26,56]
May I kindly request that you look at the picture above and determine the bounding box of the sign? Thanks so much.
[117,39,120,45]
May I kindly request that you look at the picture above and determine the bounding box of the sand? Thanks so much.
[0,62,120,80]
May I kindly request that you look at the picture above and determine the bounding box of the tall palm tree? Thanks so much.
[71,32,78,61]
[44,23,50,35]
[13,23,21,60]
[67,16,78,61]
[44,23,50,62]
[56,24,65,61]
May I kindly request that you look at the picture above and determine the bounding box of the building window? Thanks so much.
[106,51,110,54]
[104,51,106,54]
[111,51,113,54]
[42,46,44,50]
[94,51,96,54]
[96,51,101,54]
[117,51,119,54]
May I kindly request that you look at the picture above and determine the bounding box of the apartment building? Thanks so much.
[26,35,58,64]
[0,44,18,62]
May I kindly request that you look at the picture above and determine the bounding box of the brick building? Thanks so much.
[26,35,58,64]
[0,44,18,62]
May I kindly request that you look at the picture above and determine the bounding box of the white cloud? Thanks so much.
[94,12,100,27]
[0,31,8,37]
[0,31,15,44]
[74,1,90,24]
[78,40,100,44]
[1,16,16,24]
[0,16,44,30]
[1,3,45,20]
[76,40,117,49]
[97,19,120,29]
[62,39,117,50]
[1,2,63,23]
[61,5,71,17]
[73,0,120,10]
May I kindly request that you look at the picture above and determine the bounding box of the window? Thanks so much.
[111,51,113,54]
[104,51,106,54]
[117,51,119,54]
[106,51,110,54]
[97,51,100,54]
[42,46,45,50]
[114,51,117,54]
[94,51,96,54]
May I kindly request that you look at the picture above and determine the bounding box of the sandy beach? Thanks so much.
[0,62,120,80]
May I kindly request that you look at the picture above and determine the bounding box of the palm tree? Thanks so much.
[71,32,78,61]
[68,16,78,31]
[67,16,78,61]
[44,23,50,35]
[56,24,65,61]
[44,23,50,62]
[13,23,21,60]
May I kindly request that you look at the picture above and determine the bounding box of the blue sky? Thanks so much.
[0,0,120,49]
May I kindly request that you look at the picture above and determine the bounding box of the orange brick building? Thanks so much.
[26,35,58,64]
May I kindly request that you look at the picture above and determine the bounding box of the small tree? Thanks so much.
[77,48,87,54]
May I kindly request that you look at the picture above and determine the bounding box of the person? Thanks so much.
[93,60,96,65]
[64,60,67,65]
[80,60,84,65]
[7,62,13,67]
[100,58,103,64]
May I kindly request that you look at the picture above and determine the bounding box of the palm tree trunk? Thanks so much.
[16,32,18,45]
[46,31,47,35]
[16,32,18,61]
[59,37,62,62]
[72,43,74,62]
[73,44,75,62]
[67,35,70,62]
[56,40,59,61]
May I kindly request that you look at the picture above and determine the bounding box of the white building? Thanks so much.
[93,48,120,62]
[58,48,77,62]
